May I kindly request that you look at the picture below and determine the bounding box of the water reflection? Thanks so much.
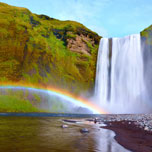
[0,117,130,152]
[95,128,129,152]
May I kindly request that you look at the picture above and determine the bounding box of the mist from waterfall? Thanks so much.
[94,34,152,113]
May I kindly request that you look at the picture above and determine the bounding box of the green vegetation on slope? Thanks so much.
[0,89,73,113]
[0,2,101,95]
[0,95,40,112]
[141,25,152,45]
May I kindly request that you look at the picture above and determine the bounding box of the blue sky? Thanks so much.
[1,0,152,37]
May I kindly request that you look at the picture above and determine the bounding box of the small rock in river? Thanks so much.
[61,125,68,128]
[80,128,89,133]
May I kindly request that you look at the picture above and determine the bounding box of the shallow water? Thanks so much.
[0,115,130,152]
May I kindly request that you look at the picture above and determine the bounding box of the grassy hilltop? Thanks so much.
[0,2,101,96]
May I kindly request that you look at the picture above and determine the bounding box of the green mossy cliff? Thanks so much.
[141,24,152,45]
[0,2,101,95]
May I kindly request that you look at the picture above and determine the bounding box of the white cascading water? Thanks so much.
[94,34,152,113]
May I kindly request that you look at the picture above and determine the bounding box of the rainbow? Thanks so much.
[0,83,106,114]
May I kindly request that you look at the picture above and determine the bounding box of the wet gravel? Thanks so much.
[87,114,152,132]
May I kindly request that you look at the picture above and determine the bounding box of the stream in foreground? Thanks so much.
[0,113,130,152]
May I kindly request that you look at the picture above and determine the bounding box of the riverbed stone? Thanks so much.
[61,125,68,128]
[80,128,89,133]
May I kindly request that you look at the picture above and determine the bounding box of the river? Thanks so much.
[0,114,130,152]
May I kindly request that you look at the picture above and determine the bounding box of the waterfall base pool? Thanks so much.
[0,114,130,152]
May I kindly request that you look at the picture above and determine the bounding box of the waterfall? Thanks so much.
[95,34,152,113]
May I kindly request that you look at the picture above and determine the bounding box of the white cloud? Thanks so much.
[52,0,111,22]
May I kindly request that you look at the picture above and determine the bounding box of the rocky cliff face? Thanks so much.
[0,2,101,95]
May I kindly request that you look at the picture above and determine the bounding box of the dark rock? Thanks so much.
[94,118,97,124]
[38,14,55,20]
[80,128,89,133]
[63,119,78,123]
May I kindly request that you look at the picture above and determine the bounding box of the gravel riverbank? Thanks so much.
[89,114,152,152]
